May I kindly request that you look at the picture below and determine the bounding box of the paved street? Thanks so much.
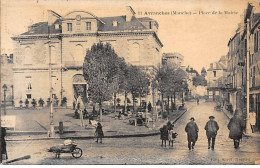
[5,101,260,165]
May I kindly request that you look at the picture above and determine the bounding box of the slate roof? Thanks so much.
[20,15,154,35]
[98,15,147,31]
[21,19,62,35]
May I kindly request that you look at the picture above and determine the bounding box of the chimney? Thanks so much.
[125,6,135,22]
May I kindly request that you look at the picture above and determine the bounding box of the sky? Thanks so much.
[0,0,253,72]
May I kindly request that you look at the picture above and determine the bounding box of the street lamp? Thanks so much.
[2,84,7,115]
[11,85,14,107]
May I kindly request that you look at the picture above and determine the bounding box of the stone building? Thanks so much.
[11,7,163,107]
[162,52,184,69]
[206,56,228,101]
[247,4,260,129]
[223,3,260,129]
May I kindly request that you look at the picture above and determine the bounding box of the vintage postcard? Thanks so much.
[0,0,260,165]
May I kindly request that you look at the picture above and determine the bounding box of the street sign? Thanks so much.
[1,115,16,129]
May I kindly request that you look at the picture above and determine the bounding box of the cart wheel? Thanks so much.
[72,147,82,158]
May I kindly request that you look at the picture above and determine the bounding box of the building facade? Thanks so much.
[206,56,228,101]
[223,3,260,129]
[162,52,184,69]
[248,5,260,129]
[11,7,163,107]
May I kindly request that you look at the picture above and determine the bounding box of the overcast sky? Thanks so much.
[1,0,252,71]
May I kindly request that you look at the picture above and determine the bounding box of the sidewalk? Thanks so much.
[5,102,195,141]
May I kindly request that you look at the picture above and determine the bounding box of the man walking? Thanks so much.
[204,116,219,150]
[185,117,199,150]
[227,109,245,148]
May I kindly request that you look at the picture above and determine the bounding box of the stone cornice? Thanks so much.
[12,34,60,41]
[12,31,163,47]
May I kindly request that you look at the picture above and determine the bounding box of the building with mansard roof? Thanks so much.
[11,6,163,107]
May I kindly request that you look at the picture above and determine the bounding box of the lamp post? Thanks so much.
[48,12,55,137]
[11,85,14,107]
[2,84,7,115]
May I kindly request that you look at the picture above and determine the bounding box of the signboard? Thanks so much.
[1,115,16,129]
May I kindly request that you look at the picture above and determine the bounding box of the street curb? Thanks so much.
[6,107,189,141]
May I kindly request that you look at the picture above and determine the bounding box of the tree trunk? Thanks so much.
[124,92,127,115]
[171,95,173,112]
[140,96,142,108]
[174,92,176,104]
[167,96,170,114]
[114,93,117,114]
[133,96,136,115]
[99,102,102,122]
[161,93,164,113]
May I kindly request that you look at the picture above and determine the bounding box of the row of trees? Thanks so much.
[83,43,150,121]
[83,42,189,121]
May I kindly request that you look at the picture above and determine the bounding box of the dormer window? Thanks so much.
[67,23,72,31]
[55,24,59,30]
[113,21,118,27]
[86,22,91,30]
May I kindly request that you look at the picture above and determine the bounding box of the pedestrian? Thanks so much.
[168,125,176,147]
[73,101,76,110]
[249,112,256,133]
[95,122,104,143]
[148,102,152,112]
[160,125,168,147]
[227,109,245,149]
[185,117,199,150]
[1,126,8,160]
[197,98,199,105]
[204,116,219,150]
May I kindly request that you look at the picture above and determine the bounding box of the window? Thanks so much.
[26,94,32,99]
[129,42,140,64]
[253,66,256,87]
[254,31,259,52]
[213,71,216,77]
[74,44,84,62]
[24,46,32,64]
[67,23,72,31]
[86,22,91,30]
[27,82,32,90]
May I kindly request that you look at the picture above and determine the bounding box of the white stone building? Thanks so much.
[11,7,163,107]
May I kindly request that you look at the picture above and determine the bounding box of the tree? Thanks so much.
[155,65,188,114]
[83,42,126,121]
[192,75,207,86]
[125,65,141,114]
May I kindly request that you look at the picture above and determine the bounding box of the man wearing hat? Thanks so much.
[185,117,199,150]
[204,116,219,150]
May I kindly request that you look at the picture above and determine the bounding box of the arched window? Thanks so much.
[24,46,32,64]
[50,46,58,64]
[73,74,86,83]
[74,44,85,62]
[129,42,140,64]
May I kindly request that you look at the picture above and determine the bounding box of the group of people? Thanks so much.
[179,109,245,151]
[160,121,178,147]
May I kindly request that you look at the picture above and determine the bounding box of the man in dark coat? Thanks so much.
[160,125,168,147]
[1,127,8,160]
[185,117,199,150]
[204,116,219,150]
[227,109,245,148]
